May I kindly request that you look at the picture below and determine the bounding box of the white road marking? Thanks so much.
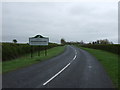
[88,66,92,69]
[43,63,71,86]
[75,50,77,55]
[75,50,77,52]
[43,49,77,86]
[73,55,77,60]
[75,50,77,54]
[70,55,77,64]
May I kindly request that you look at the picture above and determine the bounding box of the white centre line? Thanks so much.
[43,63,71,86]
[70,55,77,64]
[42,49,77,86]
[73,55,76,60]
[75,50,77,55]
[88,66,92,69]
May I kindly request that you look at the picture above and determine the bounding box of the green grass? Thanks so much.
[77,46,118,88]
[2,46,65,74]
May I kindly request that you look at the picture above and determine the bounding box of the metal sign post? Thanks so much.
[29,35,49,58]
[38,46,40,56]
[45,47,47,56]
[31,46,33,58]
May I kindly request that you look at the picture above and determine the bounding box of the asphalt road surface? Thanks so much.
[3,45,114,88]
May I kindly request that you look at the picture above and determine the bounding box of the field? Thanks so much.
[76,45,119,88]
[2,43,63,61]
[2,46,65,73]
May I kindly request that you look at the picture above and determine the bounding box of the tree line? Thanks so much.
[61,38,113,45]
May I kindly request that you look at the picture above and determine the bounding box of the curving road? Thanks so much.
[3,45,114,88]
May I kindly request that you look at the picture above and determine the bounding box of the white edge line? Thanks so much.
[43,63,71,86]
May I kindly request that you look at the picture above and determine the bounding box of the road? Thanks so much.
[3,45,114,88]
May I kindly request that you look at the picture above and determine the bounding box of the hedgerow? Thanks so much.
[80,44,120,55]
[2,43,63,61]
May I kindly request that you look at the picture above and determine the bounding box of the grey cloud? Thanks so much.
[2,2,118,43]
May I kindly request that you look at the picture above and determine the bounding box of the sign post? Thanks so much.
[38,46,40,56]
[29,35,49,58]
[45,47,47,56]
[31,46,33,58]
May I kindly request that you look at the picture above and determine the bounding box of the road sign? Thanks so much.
[29,35,49,58]
[29,35,49,46]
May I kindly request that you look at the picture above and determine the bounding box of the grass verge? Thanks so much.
[77,46,118,88]
[2,46,65,74]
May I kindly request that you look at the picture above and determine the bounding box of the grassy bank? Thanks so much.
[2,46,65,73]
[77,46,118,88]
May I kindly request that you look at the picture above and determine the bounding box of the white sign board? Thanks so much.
[29,37,49,46]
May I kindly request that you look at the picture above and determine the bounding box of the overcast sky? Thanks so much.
[2,1,118,44]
